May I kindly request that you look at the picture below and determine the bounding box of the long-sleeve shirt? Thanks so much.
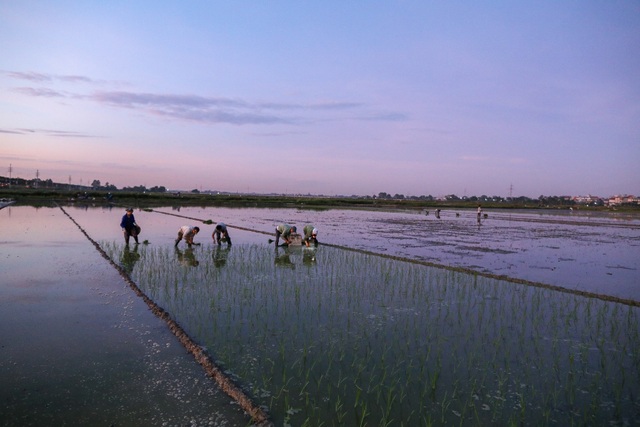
[303,225,315,239]
[276,224,292,237]
[120,213,137,230]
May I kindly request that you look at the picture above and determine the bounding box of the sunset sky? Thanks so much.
[1,1,638,197]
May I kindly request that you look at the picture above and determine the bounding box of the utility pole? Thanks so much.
[8,163,12,188]
[35,169,40,188]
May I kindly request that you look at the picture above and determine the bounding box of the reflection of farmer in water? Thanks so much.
[274,246,295,269]
[302,247,317,266]
[213,245,231,268]
[176,247,199,267]
[120,245,140,274]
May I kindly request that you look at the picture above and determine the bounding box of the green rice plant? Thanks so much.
[99,240,640,426]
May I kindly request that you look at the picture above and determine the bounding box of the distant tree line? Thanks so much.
[89,180,166,193]
[373,192,589,206]
[0,176,168,193]
[0,175,623,207]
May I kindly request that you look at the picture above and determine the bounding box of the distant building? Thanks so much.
[607,195,638,206]
[572,195,604,205]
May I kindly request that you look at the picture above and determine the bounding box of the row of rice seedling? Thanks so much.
[101,241,640,426]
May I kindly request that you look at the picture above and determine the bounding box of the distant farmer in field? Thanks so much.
[120,207,140,245]
[303,225,318,247]
[175,225,200,247]
[212,223,232,245]
[274,224,296,246]
[477,205,483,224]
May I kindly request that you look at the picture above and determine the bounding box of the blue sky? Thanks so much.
[1,1,638,197]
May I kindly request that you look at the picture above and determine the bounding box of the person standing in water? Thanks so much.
[120,207,139,245]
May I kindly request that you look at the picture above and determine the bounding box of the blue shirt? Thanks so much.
[120,213,137,229]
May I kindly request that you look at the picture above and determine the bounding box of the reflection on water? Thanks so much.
[176,248,199,267]
[120,245,140,274]
[302,247,317,266]
[0,206,250,426]
[273,246,319,268]
[274,246,295,269]
[212,245,230,268]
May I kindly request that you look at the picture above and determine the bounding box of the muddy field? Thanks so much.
[1,203,639,425]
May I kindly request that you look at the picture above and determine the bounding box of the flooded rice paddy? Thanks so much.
[2,203,639,426]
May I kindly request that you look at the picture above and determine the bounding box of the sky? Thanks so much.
[1,1,639,198]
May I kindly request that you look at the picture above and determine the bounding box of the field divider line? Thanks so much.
[58,204,274,427]
[320,243,640,307]
[146,208,278,236]
[486,214,639,229]
[144,207,640,308]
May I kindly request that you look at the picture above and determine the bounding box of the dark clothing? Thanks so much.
[213,223,232,245]
[120,213,137,230]
[120,213,139,244]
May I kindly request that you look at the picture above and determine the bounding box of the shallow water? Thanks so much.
[66,204,640,301]
[2,203,639,425]
[0,205,250,426]
[100,226,640,426]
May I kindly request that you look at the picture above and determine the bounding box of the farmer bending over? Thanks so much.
[303,225,318,247]
[275,224,296,246]
[212,223,232,245]
[175,225,200,247]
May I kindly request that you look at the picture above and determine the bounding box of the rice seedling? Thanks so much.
[100,240,640,426]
